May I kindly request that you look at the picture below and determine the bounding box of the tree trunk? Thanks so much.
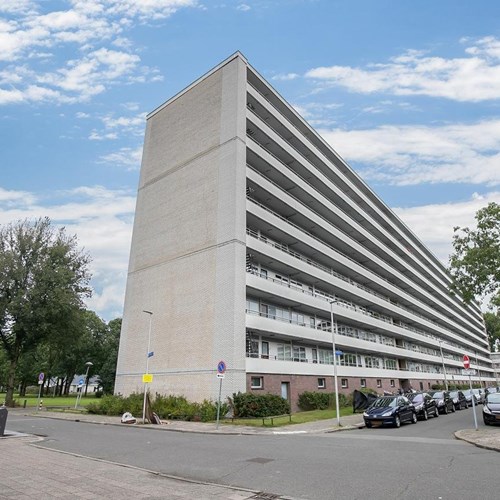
[5,359,17,407]
[19,381,26,397]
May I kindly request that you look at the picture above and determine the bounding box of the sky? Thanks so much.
[1,0,500,321]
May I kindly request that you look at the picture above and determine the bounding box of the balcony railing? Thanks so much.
[246,223,485,353]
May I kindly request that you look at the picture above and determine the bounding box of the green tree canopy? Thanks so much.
[0,218,92,406]
[449,202,500,307]
[484,311,500,352]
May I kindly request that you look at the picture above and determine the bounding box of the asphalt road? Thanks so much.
[7,406,499,500]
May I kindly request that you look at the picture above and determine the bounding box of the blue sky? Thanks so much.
[1,0,500,320]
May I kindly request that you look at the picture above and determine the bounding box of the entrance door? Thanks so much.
[281,382,290,401]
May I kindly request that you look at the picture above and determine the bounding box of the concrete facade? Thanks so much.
[116,52,494,409]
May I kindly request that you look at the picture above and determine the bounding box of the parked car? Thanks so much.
[485,387,498,395]
[471,388,484,404]
[449,390,468,410]
[408,392,439,420]
[462,389,480,406]
[363,395,417,428]
[483,393,500,425]
[429,391,455,414]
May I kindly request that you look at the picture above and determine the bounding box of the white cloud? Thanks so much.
[319,119,500,186]
[272,73,299,81]
[0,184,136,320]
[305,37,500,102]
[237,4,251,12]
[0,0,196,105]
[99,146,144,170]
[393,191,500,265]
[89,130,118,140]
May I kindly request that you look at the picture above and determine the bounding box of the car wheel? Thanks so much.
[395,415,401,428]
[423,409,428,421]
[465,402,469,409]
[434,408,439,417]
[444,405,448,415]
[484,419,489,426]
[411,412,417,424]
[451,404,456,413]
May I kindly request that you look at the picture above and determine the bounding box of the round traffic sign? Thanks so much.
[463,355,470,369]
[217,360,226,374]
[38,372,45,382]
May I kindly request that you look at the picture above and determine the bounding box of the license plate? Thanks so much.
[495,415,500,420]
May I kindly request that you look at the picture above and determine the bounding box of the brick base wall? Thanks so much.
[246,373,448,412]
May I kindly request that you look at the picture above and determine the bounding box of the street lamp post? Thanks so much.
[142,310,153,424]
[329,300,341,427]
[475,352,483,388]
[438,341,448,391]
[74,361,93,409]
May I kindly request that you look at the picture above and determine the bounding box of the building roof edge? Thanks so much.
[146,51,248,120]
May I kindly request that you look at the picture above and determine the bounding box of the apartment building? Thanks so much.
[115,52,494,410]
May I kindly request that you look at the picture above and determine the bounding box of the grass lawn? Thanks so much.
[1,392,98,408]
[226,406,356,427]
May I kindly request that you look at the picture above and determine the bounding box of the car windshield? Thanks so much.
[409,394,423,403]
[486,394,500,403]
[463,390,472,396]
[449,391,458,397]
[472,389,481,394]
[371,397,397,408]
[432,392,444,398]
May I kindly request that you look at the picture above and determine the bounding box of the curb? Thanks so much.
[454,430,500,453]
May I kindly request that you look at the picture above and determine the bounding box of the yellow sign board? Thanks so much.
[142,374,153,383]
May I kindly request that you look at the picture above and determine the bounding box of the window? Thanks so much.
[251,377,263,389]
[318,378,326,389]
[318,349,333,365]
[246,333,259,358]
[341,353,360,367]
[360,379,366,388]
[293,346,306,362]
[384,359,397,370]
[277,344,292,361]
[365,356,380,369]
[312,348,318,364]
[377,379,382,388]
[390,379,395,387]
[419,381,424,390]
[341,378,348,388]
[246,298,259,314]
[261,341,269,359]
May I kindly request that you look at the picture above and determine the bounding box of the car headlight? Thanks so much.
[437,400,444,406]
[483,406,492,415]
[415,404,423,411]
[381,410,394,417]
[363,412,369,417]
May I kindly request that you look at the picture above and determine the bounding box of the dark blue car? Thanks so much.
[364,395,417,428]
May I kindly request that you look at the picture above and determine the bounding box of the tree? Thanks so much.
[449,202,500,306]
[98,318,121,394]
[483,311,500,352]
[0,218,91,406]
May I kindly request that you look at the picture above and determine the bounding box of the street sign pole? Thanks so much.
[468,373,478,431]
[216,361,226,430]
[36,373,44,412]
[216,376,223,430]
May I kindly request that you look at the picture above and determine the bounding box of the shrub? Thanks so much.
[232,392,290,417]
[87,393,143,416]
[87,392,227,422]
[297,391,352,411]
